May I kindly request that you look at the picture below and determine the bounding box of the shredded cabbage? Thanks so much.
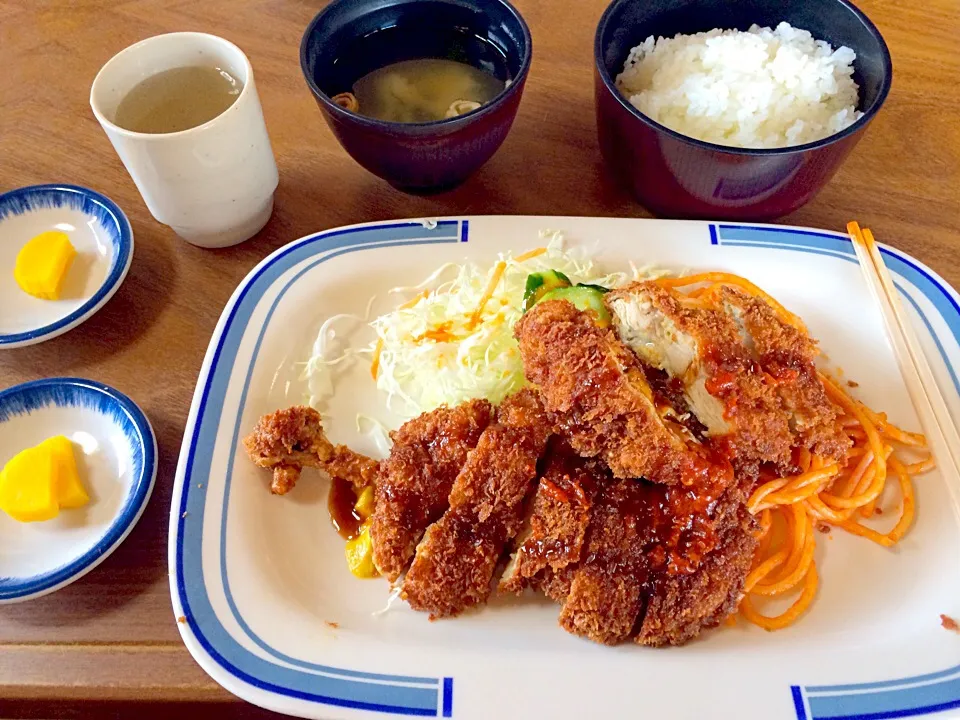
[370,231,657,418]
[303,231,663,424]
[301,313,366,411]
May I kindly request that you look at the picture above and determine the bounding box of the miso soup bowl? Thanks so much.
[594,0,892,220]
[300,0,532,193]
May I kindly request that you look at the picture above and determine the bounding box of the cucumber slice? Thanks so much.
[538,285,611,326]
[522,270,572,312]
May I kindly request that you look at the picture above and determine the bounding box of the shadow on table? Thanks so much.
[0,700,286,719]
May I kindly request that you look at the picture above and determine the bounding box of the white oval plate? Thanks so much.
[0,377,157,602]
[170,217,960,720]
[0,184,134,348]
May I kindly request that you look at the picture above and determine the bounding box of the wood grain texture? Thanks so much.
[0,0,957,714]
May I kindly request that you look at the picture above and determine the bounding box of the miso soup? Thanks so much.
[352,58,504,123]
[326,23,512,124]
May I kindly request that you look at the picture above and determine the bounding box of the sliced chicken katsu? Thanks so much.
[243,406,378,494]
[558,454,733,645]
[514,299,731,488]
[557,478,658,644]
[370,399,493,582]
[607,281,793,468]
[499,441,607,594]
[636,484,758,646]
[402,389,551,618]
[536,565,577,603]
[719,286,850,462]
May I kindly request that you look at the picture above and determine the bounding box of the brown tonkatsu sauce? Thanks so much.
[523,457,602,565]
[328,477,363,540]
[601,473,725,577]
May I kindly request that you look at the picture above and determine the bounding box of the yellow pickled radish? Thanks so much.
[344,521,378,578]
[14,230,76,300]
[0,436,88,523]
[0,446,59,522]
[42,436,88,508]
[353,485,375,520]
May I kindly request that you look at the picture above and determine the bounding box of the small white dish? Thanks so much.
[0,184,134,349]
[171,217,960,720]
[0,377,157,603]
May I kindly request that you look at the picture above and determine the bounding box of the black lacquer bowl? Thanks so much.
[301,0,532,193]
[594,0,892,219]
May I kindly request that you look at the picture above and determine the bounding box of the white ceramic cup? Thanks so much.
[90,32,279,248]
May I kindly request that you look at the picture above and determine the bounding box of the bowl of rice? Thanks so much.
[594,0,892,219]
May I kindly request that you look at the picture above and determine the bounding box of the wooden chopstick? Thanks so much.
[847,221,960,485]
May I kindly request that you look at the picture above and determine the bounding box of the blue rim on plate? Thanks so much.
[0,377,157,602]
[0,184,134,348]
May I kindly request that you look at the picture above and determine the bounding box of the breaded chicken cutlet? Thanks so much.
[635,478,757,646]
[719,286,850,461]
[638,502,757,646]
[557,476,659,644]
[374,403,753,644]
[607,281,850,467]
[607,281,793,468]
[555,452,753,646]
[514,299,732,489]
[499,440,607,595]
[371,399,493,582]
[244,396,756,646]
[402,389,551,618]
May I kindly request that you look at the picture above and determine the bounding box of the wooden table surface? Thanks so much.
[0,0,957,716]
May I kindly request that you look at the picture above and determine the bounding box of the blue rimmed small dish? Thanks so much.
[0,377,157,603]
[0,184,134,349]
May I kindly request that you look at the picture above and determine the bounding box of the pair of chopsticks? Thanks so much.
[847,221,960,485]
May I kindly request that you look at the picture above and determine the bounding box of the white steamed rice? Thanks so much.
[615,22,862,149]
